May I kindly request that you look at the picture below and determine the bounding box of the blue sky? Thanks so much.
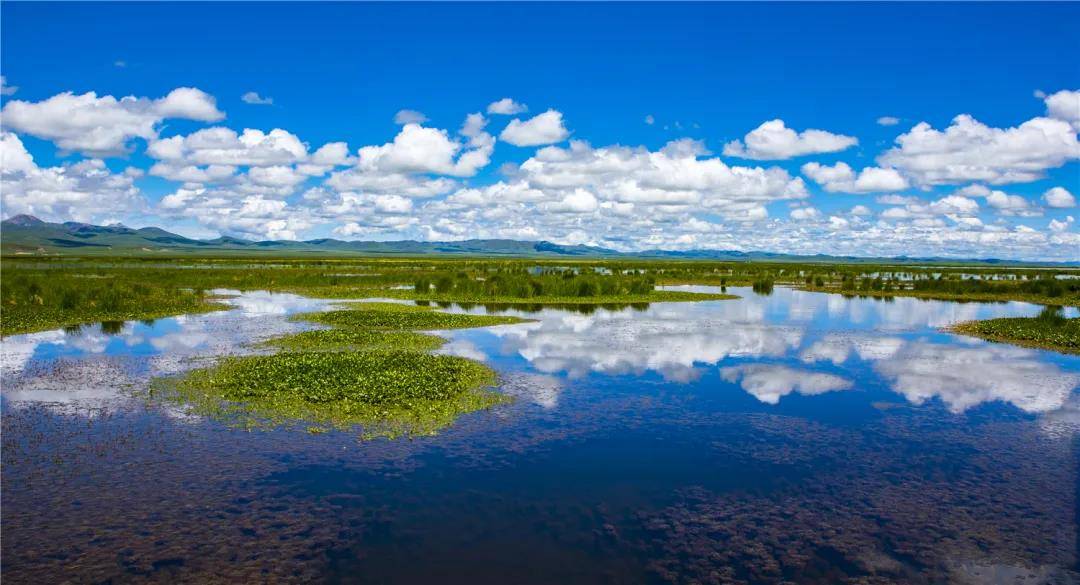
[1,2,1078,260]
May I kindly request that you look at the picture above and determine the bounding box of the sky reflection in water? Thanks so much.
[2,286,1079,583]
[434,286,1080,426]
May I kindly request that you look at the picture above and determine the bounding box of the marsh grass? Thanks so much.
[949,308,1080,354]
[291,302,529,331]
[1,274,225,336]
[378,289,738,305]
[158,302,531,437]
[154,351,505,437]
[261,328,447,352]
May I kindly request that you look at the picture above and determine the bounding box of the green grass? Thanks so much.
[376,289,738,305]
[261,328,447,352]
[800,286,1080,308]
[291,302,529,330]
[154,351,505,437]
[949,310,1080,354]
[1,283,225,336]
[157,302,530,437]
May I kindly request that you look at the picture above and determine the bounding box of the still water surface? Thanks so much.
[2,287,1078,583]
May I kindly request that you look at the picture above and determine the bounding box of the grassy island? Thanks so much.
[155,302,530,437]
[949,307,1080,354]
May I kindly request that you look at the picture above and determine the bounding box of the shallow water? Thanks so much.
[2,287,1078,584]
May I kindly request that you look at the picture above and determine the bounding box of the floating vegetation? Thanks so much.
[261,328,446,352]
[291,302,528,331]
[157,302,530,437]
[949,306,1080,354]
[154,351,504,437]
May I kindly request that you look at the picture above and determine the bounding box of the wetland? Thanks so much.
[2,258,1079,583]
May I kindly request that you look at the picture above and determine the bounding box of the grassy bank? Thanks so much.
[799,286,1080,308]
[1,273,226,336]
[3,257,1074,336]
[155,302,531,437]
[948,307,1080,354]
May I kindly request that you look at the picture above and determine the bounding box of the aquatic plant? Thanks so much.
[291,302,528,331]
[262,328,447,352]
[156,351,505,436]
[949,311,1079,354]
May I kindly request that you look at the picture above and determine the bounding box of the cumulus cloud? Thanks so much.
[352,120,493,177]
[158,187,313,240]
[1049,216,1074,233]
[722,119,857,160]
[319,116,494,201]
[877,114,1080,186]
[1042,89,1080,130]
[955,184,1040,217]
[1043,186,1076,209]
[393,109,428,125]
[877,116,900,126]
[801,161,908,193]
[1,132,146,223]
[1,87,224,156]
[0,75,17,96]
[486,98,528,115]
[500,109,570,146]
[241,91,273,105]
[147,127,307,168]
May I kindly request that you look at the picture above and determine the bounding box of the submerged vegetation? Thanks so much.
[949,306,1080,354]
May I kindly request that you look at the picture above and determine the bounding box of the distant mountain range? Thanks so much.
[0,215,1073,266]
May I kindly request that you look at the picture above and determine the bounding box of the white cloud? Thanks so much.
[1,87,224,156]
[1,132,36,174]
[957,184,1040,217]
[158,188,313,240]
[500,109,570,146]
[352,121,493,178]
[543,189,599,214]
[1043,186,1076,209]
[1042,89,1080,130]
[241,91,273,105]
[790,206,821,221]
[393,109,428,125]
[801,161,908,193]
[486,98,528,115]
[147,127,308,167]
[877,116,900,126]
[1049,216,1074,233]
[0,75,17,96]
[645,114,655,125]
[878,114,1080,186]
[1,133,146,223]
[722,119,857,160]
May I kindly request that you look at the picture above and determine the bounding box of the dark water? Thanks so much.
[2,287,1078,584]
